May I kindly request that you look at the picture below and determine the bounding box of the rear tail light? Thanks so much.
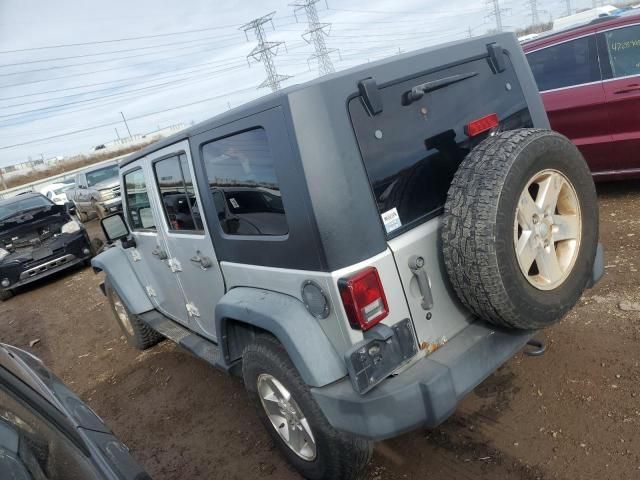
[338,267,389,331]
[466,113,499,137]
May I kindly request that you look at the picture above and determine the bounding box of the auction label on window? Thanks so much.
[381,208,402,233]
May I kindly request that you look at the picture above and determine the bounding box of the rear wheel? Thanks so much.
[242,336,373,480]
[105,278,162,349]
[441,129,598,330]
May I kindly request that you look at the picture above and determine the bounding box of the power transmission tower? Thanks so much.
[486,0,506,31]
[241,12,291,92]
[290,0,338,76]
[563,0,572,16]
[528,0,541,24]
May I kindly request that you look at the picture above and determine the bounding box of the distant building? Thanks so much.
[90,124,187,153]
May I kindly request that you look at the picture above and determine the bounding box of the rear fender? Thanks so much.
[91,247,153,315]
[215,287,347,387]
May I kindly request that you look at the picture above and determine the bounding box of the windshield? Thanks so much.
[86,164,118,187]
[53,185,73,195]
[0,196,51,222]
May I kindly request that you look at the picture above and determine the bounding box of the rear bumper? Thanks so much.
[311,321,533,441]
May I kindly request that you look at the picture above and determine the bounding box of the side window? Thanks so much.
[527,36,600,91]
[604,25,640,78]
[201,128,288,236]
[123,169,155,230]
[153,154,203,232]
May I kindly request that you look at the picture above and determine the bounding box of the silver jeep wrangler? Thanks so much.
[93,32,603,480]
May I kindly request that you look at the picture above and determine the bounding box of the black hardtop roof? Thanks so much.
[0,191,45,206]
[120,31,522,168]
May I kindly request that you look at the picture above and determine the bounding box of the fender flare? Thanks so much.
[91,247,154,315]
[215,287,347,388]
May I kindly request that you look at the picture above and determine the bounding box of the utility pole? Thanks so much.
[120,111,132,139]
[468,26,473,38]
[114,127,120,140]
[564,0,572,16]
[486,0,505,31]
[241,12,292,92]
[290,0,338,76]
[528,0,540,24]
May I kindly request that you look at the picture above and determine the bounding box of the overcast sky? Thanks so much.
[0,0,601,168]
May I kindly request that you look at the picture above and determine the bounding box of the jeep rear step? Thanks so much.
[311,320,533,441]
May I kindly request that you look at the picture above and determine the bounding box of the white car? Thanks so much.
[39,182,74,205]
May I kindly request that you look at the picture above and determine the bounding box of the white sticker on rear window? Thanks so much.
[381,208,402,234]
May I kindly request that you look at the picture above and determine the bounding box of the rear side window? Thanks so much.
[604,24,640,78]
[201,128,288,236]
[527,36,600,91]
[154,154,204,232]
[123,169,155,230]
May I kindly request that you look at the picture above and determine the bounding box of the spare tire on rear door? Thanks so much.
[441,129,598,330]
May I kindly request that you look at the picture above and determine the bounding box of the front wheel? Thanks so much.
[0,289,14,302]
[242,336,373,480]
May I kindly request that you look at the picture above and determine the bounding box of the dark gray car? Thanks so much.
[0,343,149,479]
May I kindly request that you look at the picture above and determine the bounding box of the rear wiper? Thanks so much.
[403,71,478,105]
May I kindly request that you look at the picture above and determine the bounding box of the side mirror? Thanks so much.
[65,202,76,216]
[100,213,135,248]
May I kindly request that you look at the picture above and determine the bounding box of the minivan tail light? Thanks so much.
[466,113,499,137]
[338,267,389,331]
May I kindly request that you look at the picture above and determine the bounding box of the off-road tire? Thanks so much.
[0,289,14,302]
[104,278,163,350]
[242,335,373,480]
[441,128,598,330]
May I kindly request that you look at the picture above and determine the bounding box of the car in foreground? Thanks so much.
[93,32,603,479]
[524,12,640,180]
[39,182,75,205]
[67,161,122,222]
[0,193,94,301]
[0,342,149,479]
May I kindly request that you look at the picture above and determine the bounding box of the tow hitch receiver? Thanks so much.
[524,338,546,357]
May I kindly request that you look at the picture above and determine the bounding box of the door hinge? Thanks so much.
[168,258,182,272]
[186,303,200,317]
[131,249,141,262]
[145,286,156,298]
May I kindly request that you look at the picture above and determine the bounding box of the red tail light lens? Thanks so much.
[466,113,499,137]
[338,267,389,331]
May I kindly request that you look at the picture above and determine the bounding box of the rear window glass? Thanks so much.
[349,56,531,237]
[604,24,640,78]
[201,128,288,236]
[527,36,600,91]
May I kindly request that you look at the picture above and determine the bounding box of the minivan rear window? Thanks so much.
[349,56,531,237]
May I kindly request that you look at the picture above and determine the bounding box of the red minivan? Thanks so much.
[523,13,640,180]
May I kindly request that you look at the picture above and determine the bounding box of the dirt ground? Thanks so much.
[1,180,639,480]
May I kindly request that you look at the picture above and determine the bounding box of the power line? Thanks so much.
[0,63,248,121]
[291,0,338,76]
[241,12,292,92]
[0,87,258,149]
[0,23,248,55]
[0,32,243,68]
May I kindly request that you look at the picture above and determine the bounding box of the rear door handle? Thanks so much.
[190,251,212,269]
[151,247,167,260]
[614,84,640,94]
